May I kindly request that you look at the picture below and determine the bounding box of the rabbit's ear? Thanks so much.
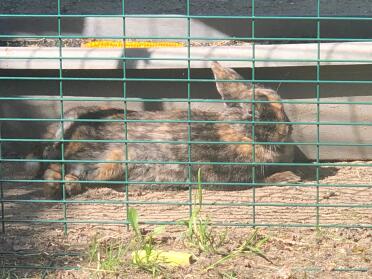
[211,61,251,107]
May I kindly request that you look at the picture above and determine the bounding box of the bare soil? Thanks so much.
[0,161,371,278]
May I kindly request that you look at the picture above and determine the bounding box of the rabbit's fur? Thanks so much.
[40,62,293,198]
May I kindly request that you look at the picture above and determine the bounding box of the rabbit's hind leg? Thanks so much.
[64,173,84,196]
[86,148,125,184]
[63,163,88,196]
[43,163,62,199]
[43,163,87,198]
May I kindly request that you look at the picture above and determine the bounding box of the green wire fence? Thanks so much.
[0,0,371,274]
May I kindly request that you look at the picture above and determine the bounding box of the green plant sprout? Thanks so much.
[180,168,228,254]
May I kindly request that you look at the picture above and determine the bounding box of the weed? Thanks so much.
[131,246,167,277]
[128,207,167,277]
[88,235,99,264]
[0,268,43,279]
[86,235,128,276]
[205,229,271,271]
[100,241,126,272]
[180,168,228,254]
[128,207,165,247]
[128,207,141,241]
[220,270,239,279]
[0,269,17,279]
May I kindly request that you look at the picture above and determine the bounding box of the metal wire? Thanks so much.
[0,0,371,274]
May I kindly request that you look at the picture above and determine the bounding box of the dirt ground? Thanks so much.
[0,160,371,278]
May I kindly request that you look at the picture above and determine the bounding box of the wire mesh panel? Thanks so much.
[0,0,371,276]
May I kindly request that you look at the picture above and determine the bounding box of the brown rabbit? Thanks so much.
[40,62,293,198]
[26,105,114,179]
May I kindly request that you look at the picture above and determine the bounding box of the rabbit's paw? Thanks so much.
[64,174,83,196]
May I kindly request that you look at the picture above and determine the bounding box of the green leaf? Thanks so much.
[128,207,141,239]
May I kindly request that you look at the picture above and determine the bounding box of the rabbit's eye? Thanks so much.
[243,110,252,120]
[241,106,252,117]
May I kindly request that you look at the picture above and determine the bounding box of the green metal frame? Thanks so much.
[0,0,371,228]
[0,0,371,273]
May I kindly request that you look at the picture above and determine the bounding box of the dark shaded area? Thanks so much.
[3,64,372,99]
[2,1,372,45]
[1,0,372,16]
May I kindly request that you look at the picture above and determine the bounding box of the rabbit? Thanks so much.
[40,61,293,198]
[26,105,114,178]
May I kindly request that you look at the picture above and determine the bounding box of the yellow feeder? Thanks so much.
[82,40,185,48]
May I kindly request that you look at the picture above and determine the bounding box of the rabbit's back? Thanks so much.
[59,109,264,185]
